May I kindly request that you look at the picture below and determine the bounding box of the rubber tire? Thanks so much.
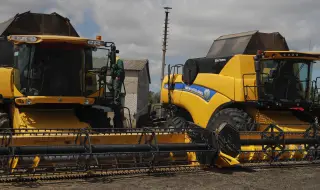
[170,116,187,128]
[206,108,254,157]
[207,108,254,132]
[0,112,10,129]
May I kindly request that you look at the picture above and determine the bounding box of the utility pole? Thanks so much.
[161,7,172,86]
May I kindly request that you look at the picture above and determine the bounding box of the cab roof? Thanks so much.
[7,35,105,47]
[262,50,320,61]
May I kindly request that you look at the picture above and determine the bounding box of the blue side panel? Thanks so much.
[164,82,216,102]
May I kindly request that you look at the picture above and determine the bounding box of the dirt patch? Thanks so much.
[1,166,319,190]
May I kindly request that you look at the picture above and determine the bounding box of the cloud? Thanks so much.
[0,0,48,21]
[2,0,320,92]
[0,0,90,25]
[85,0,320,91]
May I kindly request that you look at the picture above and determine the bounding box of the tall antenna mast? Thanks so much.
[161,7,172,85]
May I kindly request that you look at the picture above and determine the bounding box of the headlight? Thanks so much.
[87,40,104,46]
[10,36,38,43]
[84,99,90,105]
[26,99,32,105]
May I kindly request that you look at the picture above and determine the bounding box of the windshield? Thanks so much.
[260,59,312,101]
[13,42,100,96]
[92,48,109,69]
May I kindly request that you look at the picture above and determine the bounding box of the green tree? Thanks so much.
[148,91,160,104]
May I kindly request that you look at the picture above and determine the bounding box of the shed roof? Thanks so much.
[123,59,151,84]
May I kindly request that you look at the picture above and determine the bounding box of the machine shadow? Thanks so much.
[10,181,42,188]
[203,166,257,174]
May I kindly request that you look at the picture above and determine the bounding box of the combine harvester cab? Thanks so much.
[160,30,320,168]
[0,12,220,181]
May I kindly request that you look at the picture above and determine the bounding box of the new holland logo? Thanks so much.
[203,89,210,100]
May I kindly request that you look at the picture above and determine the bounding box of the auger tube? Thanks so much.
[0,143,213,155]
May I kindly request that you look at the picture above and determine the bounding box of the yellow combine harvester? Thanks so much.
[160,30,320,167]
[0,12,221,182]
[1,12,319,182]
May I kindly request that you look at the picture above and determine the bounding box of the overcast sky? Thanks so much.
[1,0,320,91]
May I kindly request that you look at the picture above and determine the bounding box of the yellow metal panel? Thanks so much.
[192,73,235,100]
[0,68,14,98]
[219,56,241,78]
[160,73,233,128]
[15,96,95,105]
[239,55,256,74]
[238,144,307,162]
[13,107,89,130]
[231,55,257,101]
[7,35,104,47]
[160,75,182,105]
[179,92,231,128]
[12,68,24,97]
[246,107,310,132]
[7,133,189,146]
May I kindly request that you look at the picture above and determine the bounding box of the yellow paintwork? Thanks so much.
[248,108,309,132]
[7,35,105,47]
[215,152,240,168]
[32,156,40,168]
[236,109,311,163]
[161,51,320,128]
[8,157,19,173]
[12,106,89,130]
[7,132,189,146]
[160,51,320,166]
[0,68,15,98]
[15,96,95,105]
[237,144,307,163]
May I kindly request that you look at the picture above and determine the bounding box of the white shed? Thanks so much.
[122,59,151,127]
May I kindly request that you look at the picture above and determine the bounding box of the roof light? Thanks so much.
[84,99,89,105]
[87,40,104,46]
[10,36,38,43]
[96,35,102,40]
[26,99,32,105]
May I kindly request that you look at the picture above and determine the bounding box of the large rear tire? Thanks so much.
[206,108,254,157]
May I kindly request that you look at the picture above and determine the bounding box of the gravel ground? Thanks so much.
[1,166,320,190]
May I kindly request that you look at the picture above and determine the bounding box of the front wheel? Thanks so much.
[206,108,254,157]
